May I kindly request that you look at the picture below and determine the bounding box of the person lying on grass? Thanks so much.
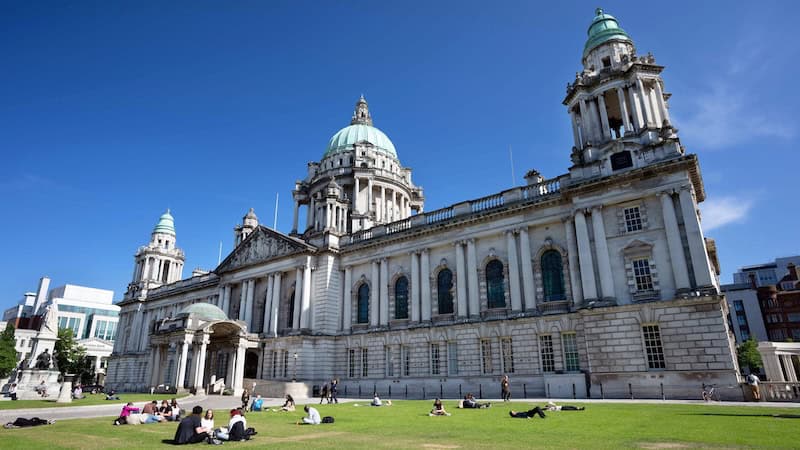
[509,407,546,419]
[458,393,490,409]
[543,401,584,411]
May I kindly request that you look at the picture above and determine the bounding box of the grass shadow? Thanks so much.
[686,413,800,419]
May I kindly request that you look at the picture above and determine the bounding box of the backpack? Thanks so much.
[321,416,335,424]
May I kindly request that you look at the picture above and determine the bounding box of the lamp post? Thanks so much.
[292,352,298,382]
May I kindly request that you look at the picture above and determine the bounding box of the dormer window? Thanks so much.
[602,56,611,68]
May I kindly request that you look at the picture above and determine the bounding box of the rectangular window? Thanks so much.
[539,335,555,372]
[385,346,393,377]
[562,333,580,372]
[733,300,745,312]
[480,339,493,374]
[642,325,666,369]
[430,343,441,375]
[632,258,654,291]
[271,351,278,378]
[282,351,289,377]
[787,313,800,323]
[348,349,357,378]
[624,206,643,232]
[447,342,458,375]
[401,345,410,377]
[500,338,515,374]
[361,347,369,377]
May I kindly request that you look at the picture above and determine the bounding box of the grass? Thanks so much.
[0,393,187,410]
[0,400,798,449]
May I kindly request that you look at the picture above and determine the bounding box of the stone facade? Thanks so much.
[107,9,741,399]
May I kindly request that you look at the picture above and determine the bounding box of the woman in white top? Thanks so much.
[201,409,215,431]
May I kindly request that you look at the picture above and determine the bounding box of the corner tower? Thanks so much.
[125,209,186,300]
[564,8,681,180]
[291,96,424,243]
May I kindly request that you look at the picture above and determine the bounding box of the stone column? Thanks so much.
[570,110,582,149]
[616,86,632,134]
[293,268,303,329]
[782,355,798,382]
[271,272,281,335]
[466,239,480,316]
[292,200,299,233]
[591,99,603,142]
[392,191,398,221]
[420,249,431,321]
[591,206,615,299]
[597,94,611,141]
[371,261,380,326]
[343,266,352,330]
[380,186,386,222]
[150,345,162,387]
[564,216,583,306]
[379,258,389,325]
[579,98,594,144]
[637,78,653,127]
[263,275,274,335]
[237,282,246,321]
[678,186,714,287]
[518,227,536,310]
[223,285,232,318]
[506,230,522,311]
[175,339,189,389]
[233,342,246,395]
[246,280,255,329]
[455,241,468,317]
[301,261,312,329]
[628,86,643,131]
[193,336,209,391]
[659,192,690,290]
[653,80,670,124]
[353,177,360,214]
[367,178,374,215]
[411,252,421,322]
[574,210,598,300]
[647,85,662,125]
[306,199,314,231]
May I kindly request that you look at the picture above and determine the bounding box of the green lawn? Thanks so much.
[0,393,187,410]
[0,401,798,449]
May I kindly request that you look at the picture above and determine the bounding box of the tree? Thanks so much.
[0,322,17,378]
[737,338,763,373]
[54,328,94,384]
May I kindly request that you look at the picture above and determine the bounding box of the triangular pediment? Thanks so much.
[215,226,316,273]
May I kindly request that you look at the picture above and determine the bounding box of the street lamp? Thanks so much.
[292,352,298,382]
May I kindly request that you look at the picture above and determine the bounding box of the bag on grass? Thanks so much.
[321,416,335,424]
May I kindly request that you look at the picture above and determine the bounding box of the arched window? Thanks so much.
[357,284,370,324]
[286,291,296,328]
[395,277,409,319]
[437,269,454,314]
[541,250,566,301]
[486,260,506,308]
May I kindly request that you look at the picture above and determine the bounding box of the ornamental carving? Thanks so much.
[217,227,311,272]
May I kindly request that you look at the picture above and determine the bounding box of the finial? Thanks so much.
[595,7,603,16]
[350,95,373,126]
[166,208,171,214]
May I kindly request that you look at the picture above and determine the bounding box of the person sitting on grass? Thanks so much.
[251,395,264,411]
[299,405,321,425]
[429,398,451,416]
[105,389,120,400]
[459,393,490,409]
[36,380,48,398]
[173,405,212,445]
[160,399,176,421]
[113,402,140,425]
[171,398,182,420]
[509,406,546,419]
[216,409,249,441]
[142,400,158,415]
[201,409,215,432]
[277,394,295,412]
[543,401,584,411]
[72,385,84,399]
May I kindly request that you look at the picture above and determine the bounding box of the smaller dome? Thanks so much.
[153,209,176,236]
[180,302,228,321]
[583,8,632,59]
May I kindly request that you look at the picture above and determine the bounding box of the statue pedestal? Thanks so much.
[16,369,61,400]
[56,374,75,403]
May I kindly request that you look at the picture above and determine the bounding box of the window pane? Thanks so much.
[437,269,454,314]
[501,338,514,374]
[541,250,566,301]
[562,333,580,371]
[430,343,440,375]
[447,342,458,375]
[357,284,370,324]
[395,277,409,319]
[486,260,506,308]
[539,335,555,372]
[643,325,665,369]
[481,339,493,374]
[624,206,643,232]
[633,259,654,291]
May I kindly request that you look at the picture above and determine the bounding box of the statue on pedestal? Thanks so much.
[35,349,52,370]
[41,303,59,336]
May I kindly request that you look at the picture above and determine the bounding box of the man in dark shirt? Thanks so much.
[174,406,210,445]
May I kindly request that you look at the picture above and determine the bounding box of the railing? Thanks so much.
[344,175,564,246]
[762,382,800,401]
[148,272,218,297]
[471,193,504,213]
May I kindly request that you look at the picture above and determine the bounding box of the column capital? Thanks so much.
[381,257,388,264]
[505,229,518,236]
[344,265,352,271]
[452,240,465,247]
[516,225,529,234]
[560,214,574,224]
[590,204,603,213]
[679,184,693,192]
[466,238,476,245]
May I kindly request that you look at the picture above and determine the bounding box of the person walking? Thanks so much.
[746,373,761,401]
[8,383,18,401]
[501,375,511,402]
[330,379,339,404]
[241,388,251,411]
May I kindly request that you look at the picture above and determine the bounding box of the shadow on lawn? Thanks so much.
[686,413,800,419]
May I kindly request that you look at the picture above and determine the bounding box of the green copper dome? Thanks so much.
[583,8,632,59]
[323,96,398,159]
[180,302,228,321]
[153,209,176,236]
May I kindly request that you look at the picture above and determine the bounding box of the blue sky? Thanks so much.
[1,0,798,309]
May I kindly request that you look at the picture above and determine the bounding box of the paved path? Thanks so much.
[2,396,797,424]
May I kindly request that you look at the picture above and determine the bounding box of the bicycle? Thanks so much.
[701,384,719,401]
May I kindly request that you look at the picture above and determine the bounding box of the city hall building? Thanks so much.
[107,9,741,399]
